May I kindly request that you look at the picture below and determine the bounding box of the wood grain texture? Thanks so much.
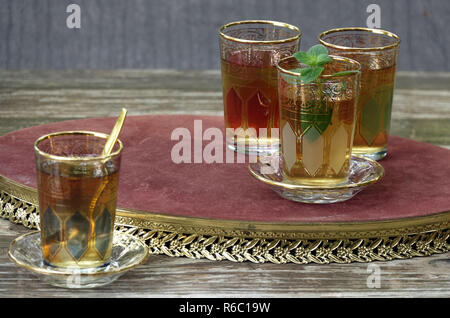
[0,70,449,297]
[0,0,449,71]
[0,70,449,144]
[1,222,449,297]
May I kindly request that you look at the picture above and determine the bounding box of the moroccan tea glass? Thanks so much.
[34,131,123,269]
[319,27,400,160]
[277,55,361,186]
[219,20,301,154]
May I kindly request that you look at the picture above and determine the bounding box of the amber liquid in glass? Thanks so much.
[352,63,396,156]
[221,50,279,151]
[38,162,119,268]
[280,82,356,185]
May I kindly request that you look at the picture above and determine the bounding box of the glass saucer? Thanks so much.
[248,156,384,204]
[8,231,149,289]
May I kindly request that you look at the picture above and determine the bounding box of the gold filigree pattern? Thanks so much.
[0,191,40,229]
[1,188,449,264]
[113,224,449,264]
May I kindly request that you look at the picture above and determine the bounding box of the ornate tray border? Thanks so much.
[1,175,449,264]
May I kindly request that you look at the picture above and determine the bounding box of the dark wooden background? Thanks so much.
[0,0,449,71]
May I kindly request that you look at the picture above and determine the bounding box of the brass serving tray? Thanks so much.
[1,115,449,264]
[1,176,449,264]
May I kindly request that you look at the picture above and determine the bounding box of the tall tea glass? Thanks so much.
[277,56,361,185]
[34,131,122,269]
[219,20,301,154]
[319,27,400,160]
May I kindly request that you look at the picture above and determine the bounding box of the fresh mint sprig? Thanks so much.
[293,44,359,83]
[289,44,360,140]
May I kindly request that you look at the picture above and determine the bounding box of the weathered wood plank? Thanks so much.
[1,71,449,144]
[1,70,450,90]
[0,220,449,297]
[0,70,223,90]
[1,88,450,120]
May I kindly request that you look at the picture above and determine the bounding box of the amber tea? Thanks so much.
[279,94,357,185]
[221,50,279,152]
[38,164,119,268]
[34,132,122,269]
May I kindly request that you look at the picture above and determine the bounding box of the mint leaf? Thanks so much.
[299,67,324,84]
[293,51,314,65]
[316,53,333,67]
[292,44,333,83]
[329,70,360,77]
[307,44,329,57]
[291,68,303,73]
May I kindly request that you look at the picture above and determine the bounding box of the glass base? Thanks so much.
[352,148,387,161]
[8,231,149,289]
[43,260,110,270]
[282,174,349,187]
[249,156,385,204]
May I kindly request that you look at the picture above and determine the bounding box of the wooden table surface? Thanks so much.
[0,70,449,297]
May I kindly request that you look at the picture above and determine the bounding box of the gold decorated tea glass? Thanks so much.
[277,55,361,186]
[219,20,301,154]
[319,27,400,160]
[34,131,123,269]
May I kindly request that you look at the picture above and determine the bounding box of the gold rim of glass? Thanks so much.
[276,55,361,80]
[318,27,400,51]
[219,20,301,44]
[34,131,123,162]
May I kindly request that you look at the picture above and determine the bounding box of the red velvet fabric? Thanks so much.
[0,115,449,223]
